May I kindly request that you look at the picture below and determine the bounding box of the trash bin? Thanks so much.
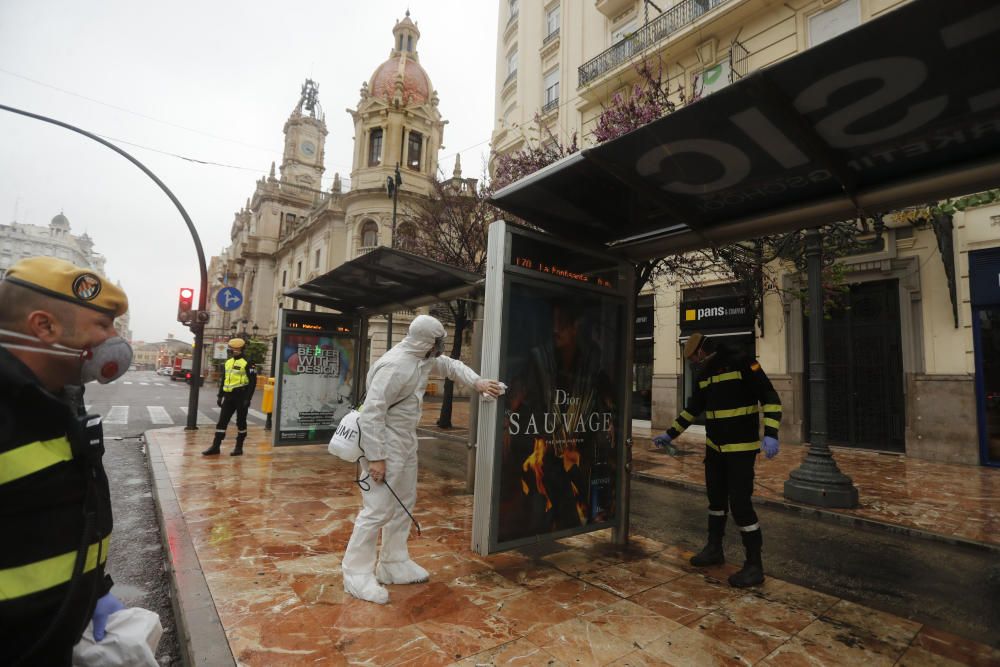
[261,377,275,430]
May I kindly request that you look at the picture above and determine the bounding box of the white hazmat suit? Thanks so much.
[342,315,484,604]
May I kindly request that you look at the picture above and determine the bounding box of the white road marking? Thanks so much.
[123,381,133,385]
[179,407,216,424]
[105,406,129,424]
[139,382,149,386]
[248,409,267,420]
[147,406,173,425]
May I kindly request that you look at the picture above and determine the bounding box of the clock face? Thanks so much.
[300,140,316,157]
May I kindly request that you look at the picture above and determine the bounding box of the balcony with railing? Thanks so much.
[355,245,378,258]
[541,97,559,115]
[578,0,732,88]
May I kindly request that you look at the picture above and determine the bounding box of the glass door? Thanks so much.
[974,306,1000,466]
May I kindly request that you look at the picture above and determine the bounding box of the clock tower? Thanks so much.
[280,79,327,193]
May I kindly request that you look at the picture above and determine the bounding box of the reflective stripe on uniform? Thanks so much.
[680,410,695,422]
[762,404,782,414]
[705,405,757,419]
[699,370,743,389]
[671,420,685,433]
[764,418,781,429]
[0,436,73,486]
[708,510,727,516]
[706,437,761,453]
[0,536,110,601]
[222,358,249,393]
[739,523,761,532]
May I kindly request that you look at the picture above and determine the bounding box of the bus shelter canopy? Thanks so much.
[286,246,482,316]
[490,0,1000,260]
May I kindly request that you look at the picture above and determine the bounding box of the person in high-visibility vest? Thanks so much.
[654,332,782,588]
[202,338,257,456]
[0,257,131,665]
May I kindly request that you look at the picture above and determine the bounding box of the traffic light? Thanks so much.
[177,288,194,324]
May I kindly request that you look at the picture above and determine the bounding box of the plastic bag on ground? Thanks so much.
[72,607,162,667]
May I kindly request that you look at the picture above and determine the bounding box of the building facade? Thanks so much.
[207,13,475,391]
[0,211,131,340]
[491,0,1000,466]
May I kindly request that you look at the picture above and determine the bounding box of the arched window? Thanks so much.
[361,220,379,248]
[396,222,416,251]
[407,131,423,170]
[407,35,413,52]
[368,128,383,167]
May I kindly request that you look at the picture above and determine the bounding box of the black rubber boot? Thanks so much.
[202,433,224,456]
[230,433,246,456]
[728,528,764,588]
[690,514,726,567]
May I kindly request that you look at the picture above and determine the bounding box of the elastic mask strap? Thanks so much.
[0,328,83,358]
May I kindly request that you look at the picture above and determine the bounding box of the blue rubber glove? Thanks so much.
[762,435,779,459]
[92,593,125,642]
[653,433,672,449]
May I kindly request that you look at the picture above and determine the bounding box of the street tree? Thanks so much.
[401,171,495,428]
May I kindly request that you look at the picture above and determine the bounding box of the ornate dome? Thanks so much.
[369,55,432,106]
[50,211,70,229]
[367,12,432,106]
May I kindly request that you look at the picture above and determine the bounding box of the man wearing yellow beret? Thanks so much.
[202,337,257,456]
[0,256,132,665]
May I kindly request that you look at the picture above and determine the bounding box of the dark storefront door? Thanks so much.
[971,248,1000,466]
[818,280,905,451]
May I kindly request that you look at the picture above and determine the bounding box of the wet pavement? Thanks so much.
[145,425,1000,666]
[420,399,1000,550]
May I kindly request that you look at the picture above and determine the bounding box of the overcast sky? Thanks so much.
[0,0,498,342]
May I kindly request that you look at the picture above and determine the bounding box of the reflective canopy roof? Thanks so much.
[490,0,1000,260]
[287,247,482,316]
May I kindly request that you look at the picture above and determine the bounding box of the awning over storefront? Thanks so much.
[286,246,482,316]
[490,0,1000,260]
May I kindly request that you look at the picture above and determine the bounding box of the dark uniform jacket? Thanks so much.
[0,347,113,665]
[667,348,782,453]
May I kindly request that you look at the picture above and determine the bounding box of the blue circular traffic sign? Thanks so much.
[216,286,243,312]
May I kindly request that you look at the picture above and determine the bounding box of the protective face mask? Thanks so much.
[0,328,133,384]
[433,336,446,357]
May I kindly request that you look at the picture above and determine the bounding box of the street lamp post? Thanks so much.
[385,163,402,351]
[783,228,859,508]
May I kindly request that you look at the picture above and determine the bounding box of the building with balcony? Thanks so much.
[490,0,1000,467]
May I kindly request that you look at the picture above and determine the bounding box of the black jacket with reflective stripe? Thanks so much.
[667,350,782,453]
[0,347,114,663]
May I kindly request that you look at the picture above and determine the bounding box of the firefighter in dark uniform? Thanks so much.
[202,337,257,457]
[654,332,782,588]
[0,257,131,665]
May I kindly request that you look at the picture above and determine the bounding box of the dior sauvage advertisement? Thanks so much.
[497,281,623,544]
[277,334,355,443]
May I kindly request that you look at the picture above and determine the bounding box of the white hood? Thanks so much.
[392,314,446,358]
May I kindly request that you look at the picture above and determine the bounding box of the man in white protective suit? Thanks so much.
[342,314,503,604]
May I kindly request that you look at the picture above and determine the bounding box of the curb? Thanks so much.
[632,470,1000,554]
[145,432,236,667]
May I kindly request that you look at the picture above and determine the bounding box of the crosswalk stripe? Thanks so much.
[123,381,133,385]
[139,382,149,386]
[147,406,173,425]
[248,409,266,420]
[105,406,129,424]
[179,407,215,425]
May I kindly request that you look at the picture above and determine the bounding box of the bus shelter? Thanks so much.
[273,246,483,446]
[474,0,1000,553]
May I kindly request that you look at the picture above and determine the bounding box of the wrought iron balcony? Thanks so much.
[578,0,732,88]
[543,27,560,45]
[541,97,559,115]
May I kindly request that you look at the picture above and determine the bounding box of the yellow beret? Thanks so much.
[4,256,128,317]
[683,332,705,359]
[228,338,246,349]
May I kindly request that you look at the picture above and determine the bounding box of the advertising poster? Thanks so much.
[497,280,624,544]
[277,333,355,443]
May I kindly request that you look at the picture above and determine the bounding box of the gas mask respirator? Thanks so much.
[0,328,133,384]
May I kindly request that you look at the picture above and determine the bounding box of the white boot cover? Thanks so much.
[376,559,429,585]
[343,573,389,604]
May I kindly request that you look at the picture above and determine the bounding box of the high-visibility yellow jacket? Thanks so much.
[221,356,251,393]
[667,350,782,454]
[0,347,114,663]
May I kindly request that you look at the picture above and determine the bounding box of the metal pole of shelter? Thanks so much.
[783,228,859,507]
[0,104,209,431]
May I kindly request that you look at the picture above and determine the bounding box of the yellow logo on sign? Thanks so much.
[685,309,697,321]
